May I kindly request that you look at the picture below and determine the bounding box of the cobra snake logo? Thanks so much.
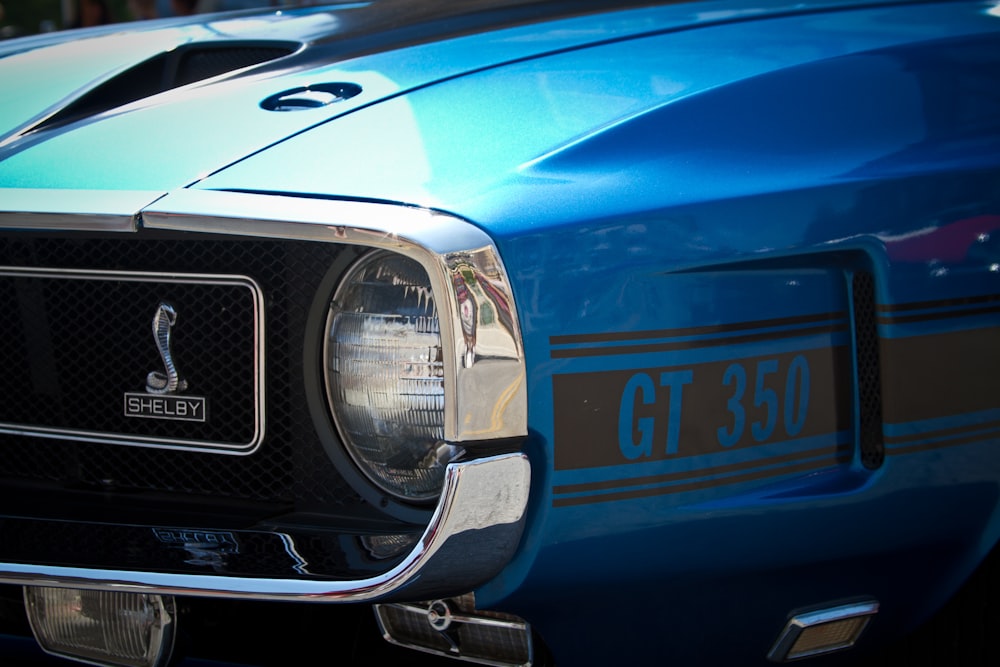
[146,302,189,394]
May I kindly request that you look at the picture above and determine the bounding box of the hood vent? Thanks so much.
[34,41,298,132]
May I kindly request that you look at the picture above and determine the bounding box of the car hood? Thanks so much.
[0,0,922,201]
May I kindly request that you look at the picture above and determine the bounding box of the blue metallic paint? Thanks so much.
[1,0,999,664]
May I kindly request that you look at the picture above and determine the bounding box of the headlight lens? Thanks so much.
[325,251,453,502]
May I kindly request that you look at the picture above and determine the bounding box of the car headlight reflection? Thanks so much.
[325,250,455,502]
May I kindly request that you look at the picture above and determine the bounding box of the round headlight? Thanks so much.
[325,251,455,502]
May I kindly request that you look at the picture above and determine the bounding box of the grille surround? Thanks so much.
[0,267,264,453]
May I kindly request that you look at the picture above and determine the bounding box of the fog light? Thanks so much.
[24,586,175,667]
[768,600,878,662]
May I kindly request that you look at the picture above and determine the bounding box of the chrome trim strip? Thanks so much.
[142,189,527,443]
[2,453,530,602]
[0,189,166,232]
[0,267,266,455]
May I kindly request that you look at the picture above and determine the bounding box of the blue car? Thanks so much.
[0,0,998,665]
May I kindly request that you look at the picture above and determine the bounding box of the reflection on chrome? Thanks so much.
[361,533,421,561]
[448,256,520,371]
[153,528,239,573]
[277,534,311,575]
[453,270,478,368]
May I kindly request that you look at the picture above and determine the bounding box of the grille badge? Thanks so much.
[124,302,208,423]
[146,302,188,394]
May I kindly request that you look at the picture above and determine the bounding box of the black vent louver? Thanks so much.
[852,271,885,469]
[36,41,297,131]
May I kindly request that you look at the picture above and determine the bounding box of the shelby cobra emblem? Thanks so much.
[123,302,208,422]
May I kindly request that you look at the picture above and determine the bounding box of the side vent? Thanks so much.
[33,41,298,132]
[851,271,884,469]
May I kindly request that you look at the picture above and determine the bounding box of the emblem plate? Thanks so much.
[0,267,264,454]
[124,302,208,423]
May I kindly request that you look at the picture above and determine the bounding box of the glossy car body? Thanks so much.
[0,0,998,665]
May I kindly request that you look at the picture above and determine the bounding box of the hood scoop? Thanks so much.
[33,41,298,133]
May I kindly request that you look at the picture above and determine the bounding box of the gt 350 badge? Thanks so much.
[124,302,208,422]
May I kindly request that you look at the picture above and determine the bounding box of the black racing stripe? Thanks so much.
[878,304,1000,325]
[552,453,850,507]
[553,444,848,495]
[884,419,1000,445]
[877,293,1000,314]
[551,323,848,359]
[553,347,850,470]
[550,311,844,346]
[880,327,999,425]
[886,430,1000,456]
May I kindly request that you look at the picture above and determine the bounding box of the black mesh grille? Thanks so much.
[0,233,361,512]
[0,273,257,446]
[176,47,294,87]
[852,271,885,469]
